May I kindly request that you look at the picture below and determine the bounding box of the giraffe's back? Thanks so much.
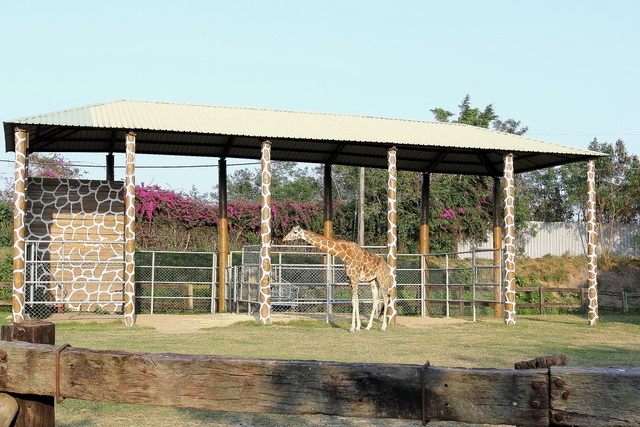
[339,243,390,284]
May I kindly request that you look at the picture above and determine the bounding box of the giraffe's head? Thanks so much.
[283,226,305,242]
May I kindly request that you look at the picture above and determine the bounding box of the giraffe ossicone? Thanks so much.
[283,226,392,332]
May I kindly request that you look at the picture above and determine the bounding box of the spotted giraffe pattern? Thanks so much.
[586,160,599,325]
[503,154,517,325]
[24,178,125,313]
[386,147,398,323]
[123,133,136,326]
[258,141,272,324]
[283,226,392,332]
[12,129,27,323]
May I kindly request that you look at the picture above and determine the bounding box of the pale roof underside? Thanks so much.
[3,100,605,175]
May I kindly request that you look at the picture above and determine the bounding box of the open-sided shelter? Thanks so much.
[3,100,606,326]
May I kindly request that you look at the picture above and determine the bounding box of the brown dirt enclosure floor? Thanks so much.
[47,312,467,333]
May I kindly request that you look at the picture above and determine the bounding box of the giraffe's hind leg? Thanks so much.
[365,280,380,331]
[380,290,390,331]
[380,276,391,331]
[350,281,361,332]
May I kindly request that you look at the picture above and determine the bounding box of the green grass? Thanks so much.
[2,311,640,426]
[38,313,640,368]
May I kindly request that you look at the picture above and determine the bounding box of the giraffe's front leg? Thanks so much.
[365,280,379,331]
[350,282,360,332]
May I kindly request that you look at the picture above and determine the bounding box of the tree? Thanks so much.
[560,138,640,268]
[0,153,86,245]
[226,162,322,203]
[431,94,529,134]
[331,166,422,251]
[517,168,573,222]
[431,94,496,129]
[1,153,86,202]
[0,201,12,247]
[493,118,529,136]
[27,153,85,179]
[429,174,493,252]
[429,95,530,252]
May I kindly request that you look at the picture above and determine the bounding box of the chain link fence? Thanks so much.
[423,250,503,320]
[13,244,501,320]
[228,245,503,321]
[135,251,217,314]
[22,240,125,319]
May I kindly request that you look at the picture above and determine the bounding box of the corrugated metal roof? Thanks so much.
[3,99,605,175]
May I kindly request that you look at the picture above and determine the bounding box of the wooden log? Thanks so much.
[515,354,567,370]
[0,322,55,427]
[0,393,18,427]
[550,366,640,426]
[0,341,550,426]
[0,322,55,346]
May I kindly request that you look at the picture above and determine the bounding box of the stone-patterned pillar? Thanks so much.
[123,132,136,327]
[258,141,272,324]
[503,153,517,325]
[386,147,398,323]
[12,128,27,323]
[586,160,600,325]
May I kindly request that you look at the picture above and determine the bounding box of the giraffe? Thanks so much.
[283,226,392,332]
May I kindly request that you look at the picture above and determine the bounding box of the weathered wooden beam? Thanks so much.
[423,366,549,425]
[0,341,551,426]
[1,322,55,427]
[550,366,640,426]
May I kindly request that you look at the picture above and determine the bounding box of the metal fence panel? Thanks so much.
[228,246,503,322]
[136,251,217,314]
[23,240,125,319]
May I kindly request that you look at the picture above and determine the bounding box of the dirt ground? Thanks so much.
[47,312,467,333]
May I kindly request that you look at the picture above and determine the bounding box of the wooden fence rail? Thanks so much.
[621,291,640,312]
[0,322,639,426]
[516,286,586,314]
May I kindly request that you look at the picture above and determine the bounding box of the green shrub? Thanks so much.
[0,252,12,283]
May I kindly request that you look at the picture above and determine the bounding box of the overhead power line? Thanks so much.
[0,160,260,169]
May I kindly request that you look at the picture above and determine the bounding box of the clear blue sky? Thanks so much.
[1,0,638,194]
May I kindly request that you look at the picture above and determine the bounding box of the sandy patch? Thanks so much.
[44,312,469,334]
[135,313,470,333]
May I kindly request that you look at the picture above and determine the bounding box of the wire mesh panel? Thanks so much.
[228,264,260,314]
[396,254,424,316]
[424,249,503,320]
[24,240,125,319]
[228,245,503,322]
[136,251,217,314]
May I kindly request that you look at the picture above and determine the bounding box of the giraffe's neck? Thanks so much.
[301,229,343,257]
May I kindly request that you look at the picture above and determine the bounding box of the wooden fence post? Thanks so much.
[0,321,55,427]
